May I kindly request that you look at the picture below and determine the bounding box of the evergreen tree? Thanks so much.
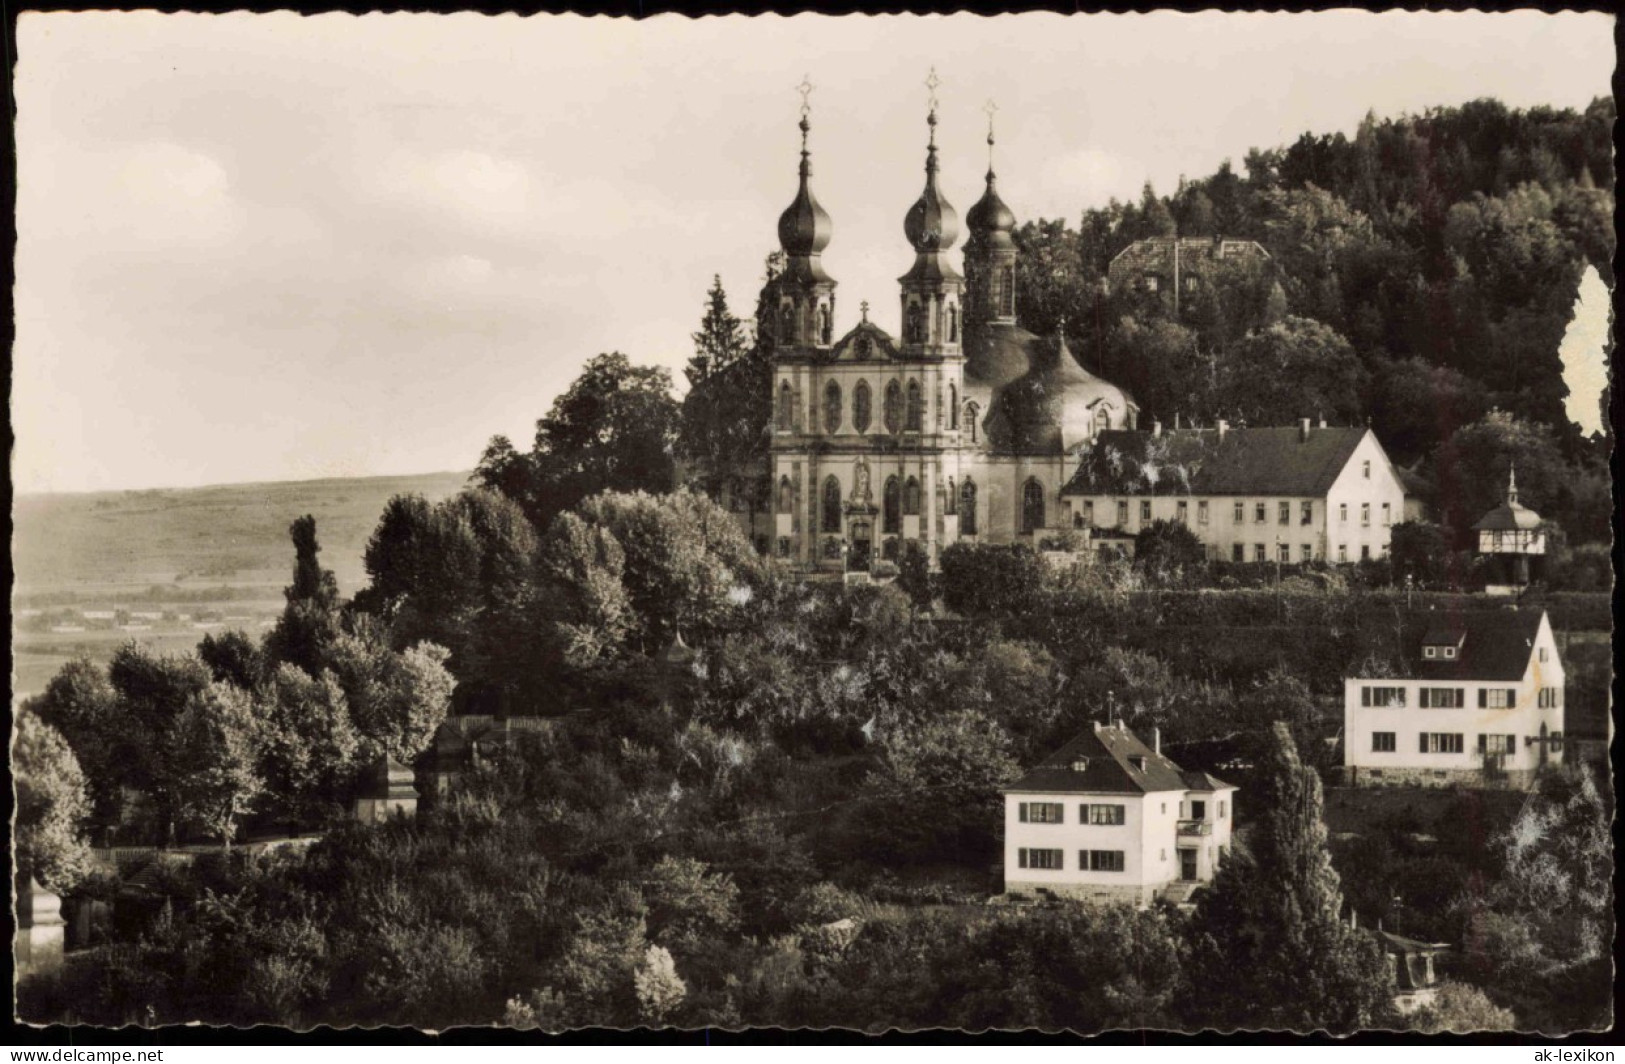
[1185,722,1393,1032]
[266,516,344,675]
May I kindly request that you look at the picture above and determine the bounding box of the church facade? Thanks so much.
[764,101,1139,572]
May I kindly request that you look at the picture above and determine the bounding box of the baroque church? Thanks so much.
[763,93,1139,572]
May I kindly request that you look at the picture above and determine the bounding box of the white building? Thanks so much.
[1060,421,1408,564]
[1002,721,1236,905]
[1343,608,1564,788]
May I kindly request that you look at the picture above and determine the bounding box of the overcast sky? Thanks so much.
[13,11,1613,495]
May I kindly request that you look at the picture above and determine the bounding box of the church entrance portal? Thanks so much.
[848,519,873,572]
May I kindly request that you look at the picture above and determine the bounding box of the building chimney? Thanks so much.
[1153,726,1161,754]
[1152,419,1162,438]
[1216,418,1228,442]
[1300,417,1311,442]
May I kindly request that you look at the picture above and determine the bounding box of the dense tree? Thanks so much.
[1409,984,1516,1033]
[198,629,270,693]
[107,643,214,843]
[258,664,362,827]
[1186,723,1393,1032]
[169,682,267,850]
[938,543,1045,618]
[265,516,344,675]
[476,353,681,533]
[1212,317,1367,426]
[13,708,96,892]
[1429,409,1566,537]
[30,657,125,831]
[354,489,545,714]
[1133,519,1207,584]
[324,632,455,766]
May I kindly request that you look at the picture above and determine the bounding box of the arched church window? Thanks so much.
[998,265,1016,318]
[944,476,957,515]
[904,477,921,516]
[960,479,978,536]
[883,477,901,534]
[947,304,959,342]
[1094,405,1112,435]
[824,381,842,434]
[853,381,872,434]
[819,305,832,344]
[1022,478,1046,534]
[949,383,959,429]
[906,302,925,343]
[905,380,924,432]
[776,381,793,432]
[780,302,798,343]
[777,476,793,515]
[965,401,980,443]
[884,380,903,435]
[822,476,842,534]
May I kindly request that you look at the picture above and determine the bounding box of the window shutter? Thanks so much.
[1419,734,1429,753]
[1079,803,1088,822]
[1419,689,1429,709]
[1018,848,1028,869]
[1506,689,1516,708]
[1362,687,1371,707]
[1478,689,1487,708]
[1019,802,1029,823]
[1455,688,1464,707]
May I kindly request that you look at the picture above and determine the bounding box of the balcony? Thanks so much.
[1176,820,1212,837]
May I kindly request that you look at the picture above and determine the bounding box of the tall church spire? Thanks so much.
[773,76,836,350]
[897,68,964,356]
[966,98,1018,327]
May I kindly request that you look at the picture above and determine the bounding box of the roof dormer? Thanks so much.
[1421,625,1466,661]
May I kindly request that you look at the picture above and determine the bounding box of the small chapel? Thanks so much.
[762,78,1139,572]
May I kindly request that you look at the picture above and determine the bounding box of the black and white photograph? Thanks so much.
[9,9,1615,1038]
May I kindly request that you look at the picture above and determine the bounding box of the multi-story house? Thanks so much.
[1002,721,1236,905]
[1060,420,1408,564]
[1105,235,1273,318]
[1343,608,1565,788]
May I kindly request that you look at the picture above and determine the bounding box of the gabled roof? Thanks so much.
[1061,426,1371,498]
[1363,608,1548,683]
[1003,722,1235,795]
[828,320,900,362]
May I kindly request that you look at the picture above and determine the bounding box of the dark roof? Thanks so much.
[1061,426,1370,498]
[1473,499,1544,532]
[1374,929,1450,954]
[1004,722,1235,795]
[1364,608,1546,682]
[1396,464,1431,499]
[986,333,1133,456]
[1420,624,1466,646]
[963,321,1035,390]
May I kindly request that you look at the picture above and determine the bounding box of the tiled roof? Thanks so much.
[1061,426,1370,498]
[1365,608,1546,683]
[1004,722,1235,795]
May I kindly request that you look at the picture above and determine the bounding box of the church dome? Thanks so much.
[902,113,960,253]
[778,116,833,257]
[966,172,1016,249]
[963,321,1035,390]
[986,329,1133,455]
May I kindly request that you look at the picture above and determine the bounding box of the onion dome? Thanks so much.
[1472,466,1544,533]
[966,172,1017,249]
[987,326,1133,455]
[778,114,833,258]
[963,321,1035,390]
[902,110,960,253]
[966,116,1016,249]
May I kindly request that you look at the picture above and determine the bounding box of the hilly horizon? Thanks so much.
[11,468,471,697]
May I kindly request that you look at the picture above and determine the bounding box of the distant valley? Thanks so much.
[11,470,470,697]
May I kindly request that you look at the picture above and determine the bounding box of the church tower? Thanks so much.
[773,81,837,360]
[965,102,1018,328]
[897,71,964,359]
